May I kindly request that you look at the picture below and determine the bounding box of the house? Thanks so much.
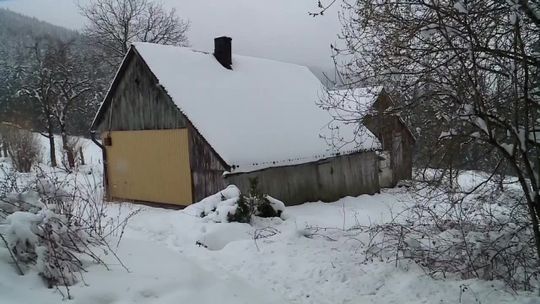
[90,37,414,206]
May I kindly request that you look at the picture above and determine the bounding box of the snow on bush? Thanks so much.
[5,207,95,287]
[185,179,286,223]
[185,185,241,222]
[0,170,137,298]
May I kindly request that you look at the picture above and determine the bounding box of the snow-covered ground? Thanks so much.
[34,134,103,167]
[0,139,538,304]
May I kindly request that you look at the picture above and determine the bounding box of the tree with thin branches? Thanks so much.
[316,0,540,289]
[80,0,190,65]
[48,40,93,169]
[17,38,59,167]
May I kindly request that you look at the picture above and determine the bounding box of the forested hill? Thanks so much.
[0,8,109,136]
[0,8,78,58]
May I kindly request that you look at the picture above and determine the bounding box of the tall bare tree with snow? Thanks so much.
[17,39,59,167]
[80,0,190,65]
[48,40,93,169]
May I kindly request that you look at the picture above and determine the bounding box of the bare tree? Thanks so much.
[48,40,92,169]
[316,0,540,279]
[17,39,59,167]
[80,0,190,64]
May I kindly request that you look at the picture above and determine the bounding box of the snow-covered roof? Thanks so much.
[326,86,417,143]
[325,87,383,120]
[131,43,381,173]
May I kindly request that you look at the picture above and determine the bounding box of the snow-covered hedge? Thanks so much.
[185,181,286,223]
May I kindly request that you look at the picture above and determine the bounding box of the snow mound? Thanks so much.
[197,223,253,250]
[184,185,241,222]
[266,196,286,216]
[184,185,287,223]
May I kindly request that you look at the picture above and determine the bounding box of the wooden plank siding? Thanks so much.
[225,151,380,205]
[93,49,229,203]
[187,123,227,202]
[94,49,188,133]
[104,129,193,206]
[363,91,415,186]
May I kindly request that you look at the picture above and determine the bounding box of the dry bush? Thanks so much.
[358,175,538,293]
[0,169,140,299]
[0,126,40,172]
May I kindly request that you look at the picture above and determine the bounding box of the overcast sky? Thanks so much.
[0,0,343,77]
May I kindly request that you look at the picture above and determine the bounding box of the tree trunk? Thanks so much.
[79,146,85,165]
[531,196,540,269]
[60,125,75,169]
[46,117,57,167]
[1,139,7,157]
[45,111,58,167]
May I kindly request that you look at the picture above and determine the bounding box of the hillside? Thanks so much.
[0,8,81,122]
[0,8,107,136]
[0,8,78,59]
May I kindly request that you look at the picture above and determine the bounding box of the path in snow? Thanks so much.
[0,237,287,304]
[117,190,537,304]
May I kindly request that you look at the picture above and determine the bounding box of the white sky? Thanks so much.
[0,0,343,76]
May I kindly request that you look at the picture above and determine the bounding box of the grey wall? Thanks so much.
[225,151,380,205]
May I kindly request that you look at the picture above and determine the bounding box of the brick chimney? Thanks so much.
[214,36,232,69]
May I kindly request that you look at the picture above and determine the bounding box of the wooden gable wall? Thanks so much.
[188,123,228,201]
[94,51,188,133]
[93,49,229,204]
[363,92,414,183]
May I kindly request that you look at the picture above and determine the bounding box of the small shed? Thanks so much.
[90,37,412,206]
[325,87,416,187]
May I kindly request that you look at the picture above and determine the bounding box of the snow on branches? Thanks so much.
[0,169,139,299]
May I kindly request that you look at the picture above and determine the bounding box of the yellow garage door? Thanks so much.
[104,129,192,206]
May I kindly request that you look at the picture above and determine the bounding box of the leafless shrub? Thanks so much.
[0,126,40,173]
[0,169,140,299]
[360,175,538,293]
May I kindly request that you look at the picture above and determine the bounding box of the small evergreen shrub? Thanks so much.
[227,178,283,223]
[228,195,251,223]
[189,179,286,224]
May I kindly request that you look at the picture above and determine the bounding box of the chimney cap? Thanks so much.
[215,36,232,41]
